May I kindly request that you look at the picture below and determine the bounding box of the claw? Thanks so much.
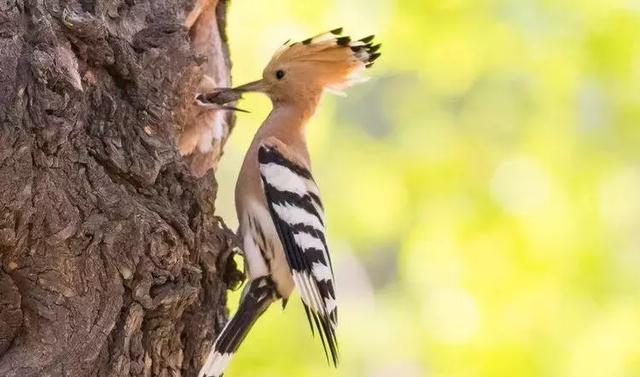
[225,245,246,291]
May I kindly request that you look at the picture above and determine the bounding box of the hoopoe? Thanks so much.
[196,28,380,377]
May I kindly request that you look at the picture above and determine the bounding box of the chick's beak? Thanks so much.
[195,89,247,112]
[195,79,266,112]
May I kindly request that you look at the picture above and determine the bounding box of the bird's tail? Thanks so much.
[198,276,277,377]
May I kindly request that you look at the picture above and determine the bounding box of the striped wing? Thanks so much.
[257,143,338,365]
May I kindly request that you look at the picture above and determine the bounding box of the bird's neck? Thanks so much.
[259,96,319,144]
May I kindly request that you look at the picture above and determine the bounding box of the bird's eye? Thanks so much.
[275,70,286,80]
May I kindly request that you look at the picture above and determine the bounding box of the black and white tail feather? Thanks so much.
[198,277,276,377]
[258,144,339,365]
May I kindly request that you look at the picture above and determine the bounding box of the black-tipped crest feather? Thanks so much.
[273,30,381,73]
[336,36,351,46]
[359,35,375,43]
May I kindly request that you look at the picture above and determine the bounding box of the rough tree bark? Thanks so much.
[0,0,242,376]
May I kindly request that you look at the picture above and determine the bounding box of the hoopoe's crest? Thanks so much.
[261,28,380,101]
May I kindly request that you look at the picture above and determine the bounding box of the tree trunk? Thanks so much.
[0,0,242,376]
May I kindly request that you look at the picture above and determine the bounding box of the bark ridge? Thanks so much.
[0,0,241,375]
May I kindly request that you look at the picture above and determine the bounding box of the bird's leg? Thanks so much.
[222,245,245,291]
[214,218,246,290]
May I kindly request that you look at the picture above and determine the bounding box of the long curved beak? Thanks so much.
[195,79,266,112]
[232,79,267,93]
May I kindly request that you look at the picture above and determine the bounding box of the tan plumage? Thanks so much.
[236,110,311,297]
[197,29,380,377]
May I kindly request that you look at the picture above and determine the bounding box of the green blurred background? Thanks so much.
[213,1,640,376]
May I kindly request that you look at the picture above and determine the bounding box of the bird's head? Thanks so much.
[197,28,380,108]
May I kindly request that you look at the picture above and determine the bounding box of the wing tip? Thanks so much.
[300,301,339,367]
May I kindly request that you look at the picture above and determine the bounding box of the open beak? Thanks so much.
[195,79,266,112]
[195,91,248,112]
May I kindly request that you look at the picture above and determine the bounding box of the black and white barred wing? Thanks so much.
[258,143,338,365]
